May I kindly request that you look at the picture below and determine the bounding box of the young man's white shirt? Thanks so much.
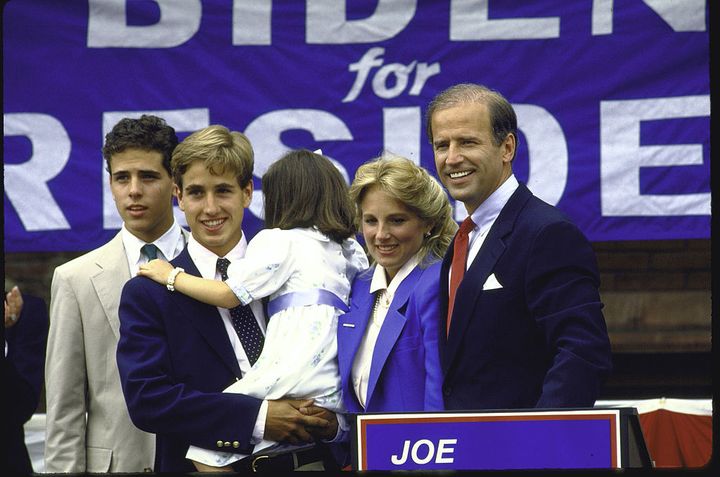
[184,233,268,467]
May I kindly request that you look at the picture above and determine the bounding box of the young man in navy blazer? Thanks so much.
[427,83,612,410]
[116,126,336,472]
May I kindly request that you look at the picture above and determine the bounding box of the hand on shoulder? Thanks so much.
[137,259,174,285]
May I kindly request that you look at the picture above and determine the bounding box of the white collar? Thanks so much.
[467,174,519,234]
[369,253,421,297]
[121,221,184,263]
[187,233,248,280]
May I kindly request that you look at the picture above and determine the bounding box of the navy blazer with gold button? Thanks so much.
[117,247,262,472]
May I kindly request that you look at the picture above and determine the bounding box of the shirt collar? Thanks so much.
[468,174,519,234]
[187,233,248,280]
[369,253,421,296]
[121,220,185,263]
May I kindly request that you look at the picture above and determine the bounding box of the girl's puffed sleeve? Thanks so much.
[224,229,294,303]
[341,237,369,283]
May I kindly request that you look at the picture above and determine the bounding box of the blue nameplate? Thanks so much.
[354,409,622,470]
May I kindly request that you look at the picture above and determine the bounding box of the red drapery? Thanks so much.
[597,398,712,468]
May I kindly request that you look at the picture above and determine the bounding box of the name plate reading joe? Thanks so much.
[354,409,621,471]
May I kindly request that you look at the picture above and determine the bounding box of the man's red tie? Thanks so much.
[447,217,476,336]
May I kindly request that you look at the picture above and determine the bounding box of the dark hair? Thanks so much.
[262,149,355,243]
[102,115,178,174]
[425,83,518,160]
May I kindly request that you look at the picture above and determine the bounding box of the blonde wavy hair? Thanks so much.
[171,125,254,190]
[349,152,458,267]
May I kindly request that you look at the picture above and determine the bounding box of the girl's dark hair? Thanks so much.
[262,149,355,243]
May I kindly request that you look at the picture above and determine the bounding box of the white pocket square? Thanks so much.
[482,273,503,290]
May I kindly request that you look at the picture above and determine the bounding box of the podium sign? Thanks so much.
[353,409,645,471]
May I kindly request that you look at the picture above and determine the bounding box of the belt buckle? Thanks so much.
[251,454,269,472]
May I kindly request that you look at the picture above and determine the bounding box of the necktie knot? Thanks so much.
[216,258,231,281]
[458,217,475,237]
[141,243,159,261]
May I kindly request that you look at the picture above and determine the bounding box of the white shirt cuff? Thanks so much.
[186,445,242,467]
[254,399,269,442]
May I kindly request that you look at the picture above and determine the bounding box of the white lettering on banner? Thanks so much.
[244,109,353,218]
[5,95,709,233]
[450,0,560,40]
[390,439,457,465]
[591,0,614,35]
[383,107,421,164]
[3,113,72,231]
[233,0,271,45]
[515,104,568,207]
[102,109,210,229]
[643,0,707,31]
[600,95,710,216]
[87,0,201,48]
[306,0,416,44]
[374,61,418,99]
[86,0,708,48]
[592,0,707,35]
[343,48,440,102]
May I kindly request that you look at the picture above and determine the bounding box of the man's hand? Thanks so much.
[4,285,24,328]
[299,404,339,441]
[264,399,330,444]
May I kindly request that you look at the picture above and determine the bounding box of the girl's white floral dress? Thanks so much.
[187,226,368,465]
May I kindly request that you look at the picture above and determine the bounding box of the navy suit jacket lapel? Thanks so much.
[442,184,532,373]
[171,249,242,378]
[365,266,419,408]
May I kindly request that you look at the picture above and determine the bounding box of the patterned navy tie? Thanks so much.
[141,243,159,261]
[216,258,264,365]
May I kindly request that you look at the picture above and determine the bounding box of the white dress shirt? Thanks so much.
[184,233,267,467]
[120,220,186,273]
[453,174,519,276]
[186,234,267,371]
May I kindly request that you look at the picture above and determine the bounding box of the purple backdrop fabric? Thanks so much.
[3,1,710,252]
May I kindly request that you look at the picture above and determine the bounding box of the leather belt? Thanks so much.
[232,445,330,472]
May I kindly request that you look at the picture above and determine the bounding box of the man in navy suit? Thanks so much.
[426,83,612,410]
[4,284,48,475]
[116,126,336,472]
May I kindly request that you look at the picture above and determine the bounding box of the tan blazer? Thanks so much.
[44,230,187,472]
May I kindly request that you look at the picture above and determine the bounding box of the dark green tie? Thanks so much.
[141,243,159,261]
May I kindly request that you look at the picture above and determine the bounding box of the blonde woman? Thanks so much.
[338,153,457,412]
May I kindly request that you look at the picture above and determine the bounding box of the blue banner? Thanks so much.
[3,1,710,252]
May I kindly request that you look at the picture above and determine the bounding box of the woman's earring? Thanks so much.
[424,231,431,238]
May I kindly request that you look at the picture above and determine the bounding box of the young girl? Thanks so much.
[138,149,368,468]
